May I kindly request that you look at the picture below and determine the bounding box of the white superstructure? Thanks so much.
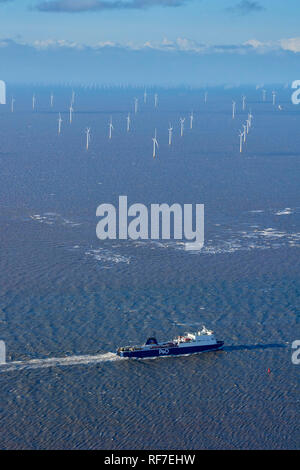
[174,326,217,348]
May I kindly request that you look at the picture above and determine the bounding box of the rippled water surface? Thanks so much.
[0,87,299,449]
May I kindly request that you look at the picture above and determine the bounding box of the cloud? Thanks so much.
[3,35,300,55]
[35,0,191,13]
[280,37,300,53]
[245,37,300,53]
[14,36,253,54]
[227,1,265,15]
[32,38,85,49]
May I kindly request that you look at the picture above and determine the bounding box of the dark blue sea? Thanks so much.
[0,86,299,449]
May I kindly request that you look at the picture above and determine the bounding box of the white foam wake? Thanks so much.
[0,352,123,373]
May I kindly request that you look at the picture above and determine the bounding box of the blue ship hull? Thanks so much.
[118,341,224,359]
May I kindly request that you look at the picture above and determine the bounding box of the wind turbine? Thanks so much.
[242,124,247,143]
[242,95,246,111]
[50,93,54,108]
[152,129,159,159]
[232,101,236,119]
[85,128,91,151]
[69,103,74,124]
[11,97,15,113]
[248,111,253,128]
[144,89,147,104]
[262,89,266,102]
[168,123,173,146]
[154,93,158,108]
[58,113,63,135]
[204,91,208,104]
[109,117,114,139]
[71,90,75,106]
[32,94,36,110]
[126,113,131,132]
[134,97,138,114]
[190,111,194,129]
[272,90,276,106]
[239,130,244,153]
[180,117,185,137]
[246,119,250,134]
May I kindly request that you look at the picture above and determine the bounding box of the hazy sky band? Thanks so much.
[1,0,300,84]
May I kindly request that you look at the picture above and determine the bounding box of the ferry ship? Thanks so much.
[117,326,224,359]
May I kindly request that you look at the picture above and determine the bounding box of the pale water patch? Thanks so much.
[125,223,300,255]
[84,248,131,267]
[68,245,132,269]
[275,208,293,216]
[28,213,82,227]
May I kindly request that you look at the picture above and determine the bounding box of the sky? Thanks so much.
[1,0,300,85]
